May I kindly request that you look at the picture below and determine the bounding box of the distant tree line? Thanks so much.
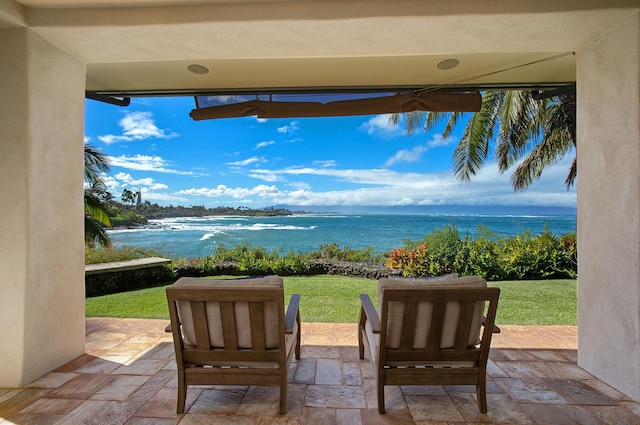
[112,201,295,221]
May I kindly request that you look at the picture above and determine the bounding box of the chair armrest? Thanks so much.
[285,294,301,334]
[482,315,501,333]
[359,294,380,333]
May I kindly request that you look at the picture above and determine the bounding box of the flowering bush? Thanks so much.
[385,224,577,280]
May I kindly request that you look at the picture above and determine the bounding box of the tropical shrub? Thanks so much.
[110,211,148,227]
[308,243,383,263]
[211,242,280,262]
[387,225,577,280]
[85,245,164,264]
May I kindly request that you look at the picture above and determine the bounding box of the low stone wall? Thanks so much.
[308,260,403,279]
[86,260,403,297]
[85,265,174,297]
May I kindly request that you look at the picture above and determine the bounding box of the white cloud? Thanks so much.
[114,173,154,187]
[256,140,275,149]
[98,111,178,144]
[283,137,303,143]
[139,191,188,203]
[288,181,312,190]
[427,133,456,148]
[101,174,121,190]
[114,172,133,182]
[132,177,155,186]
[313,160,337,168]
[178,184,280,199]
[383,133,457,167]
[226,156,265,167]
[251,166,408,186]
[248,171,281,182]
[98,135,118,144]
[149,183,169,190]
[383,145,428,167]
[359,114,404,138]
[277,121,301,134]
[109,154,195,175]
[184,158,576,208]
[109,172,169,192]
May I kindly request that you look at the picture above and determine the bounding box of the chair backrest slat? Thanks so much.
[399,301,417,350]
[220,301,239,351]
[427,301,447,351]
[249,301,267,351]
[453,300,476,350]
[191,301,211,351]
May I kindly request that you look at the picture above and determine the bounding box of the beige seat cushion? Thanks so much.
[378,275,487,351]
[174,276,283,349]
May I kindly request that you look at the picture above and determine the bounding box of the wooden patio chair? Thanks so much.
[166,276,301,415]
[358,275,500,414]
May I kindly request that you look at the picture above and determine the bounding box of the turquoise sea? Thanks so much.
[107,212,577,259]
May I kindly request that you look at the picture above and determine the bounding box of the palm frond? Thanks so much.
[85,191,112,227]
[423,111,450,133]
[495,91,540,172]
[510,105,574,191]
[403,111,425,135]
[388,113,401,126]
[453,92,501,182]
[565,158,577,189]
[85,215,111,247]
[84,143,110,183]
[441,112,463,139]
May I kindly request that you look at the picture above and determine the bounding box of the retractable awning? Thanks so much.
[190,91,482,120]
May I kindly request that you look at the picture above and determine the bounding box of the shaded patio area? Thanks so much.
[1,318,638,424]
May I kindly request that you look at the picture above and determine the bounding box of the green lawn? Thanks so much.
[85,275,577,325]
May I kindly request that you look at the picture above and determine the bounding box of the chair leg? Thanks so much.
[279,382,287,415]
[357,309,365,360]
[295,313,301,360]
[476,377,487,413]
[377,382,386,414]
[377,366,386,414]
[176,373,186,414]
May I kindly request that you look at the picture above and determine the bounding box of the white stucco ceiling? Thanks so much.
[2,0,638,94]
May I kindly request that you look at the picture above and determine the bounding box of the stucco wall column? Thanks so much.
[576,12,640,401]
[0,28,86,386]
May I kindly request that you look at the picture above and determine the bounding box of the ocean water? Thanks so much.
[107,213,577,259]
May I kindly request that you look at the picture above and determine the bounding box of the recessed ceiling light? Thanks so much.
[436,58,460,70]
[186,64,210,75]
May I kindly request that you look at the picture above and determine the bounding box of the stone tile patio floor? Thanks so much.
[1,319,639,424]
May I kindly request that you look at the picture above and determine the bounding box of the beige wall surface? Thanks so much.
[0,28,86,387]
[0,28,30,386]
[577,12,640,401]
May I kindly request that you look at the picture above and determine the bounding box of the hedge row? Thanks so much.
[85,259,400,297]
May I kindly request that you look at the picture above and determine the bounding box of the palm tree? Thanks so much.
[84,144,112,246]
[390,88,576,191]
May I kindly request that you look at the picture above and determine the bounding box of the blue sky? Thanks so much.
[84,96,576,210]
